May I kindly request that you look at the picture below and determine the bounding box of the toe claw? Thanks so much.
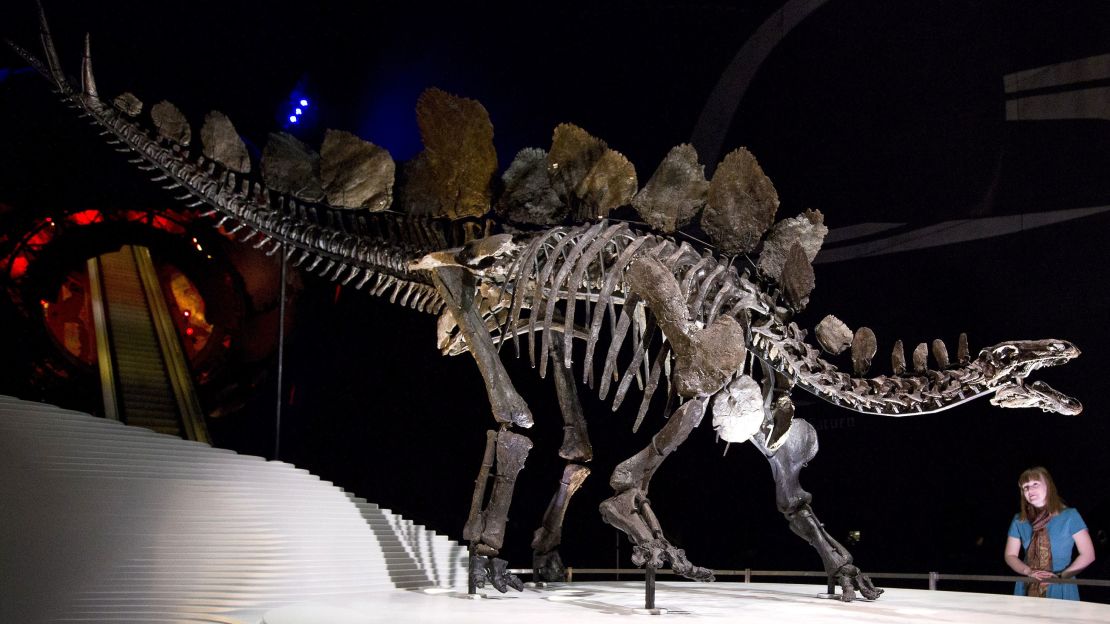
[469,555,525,593]
[834,564,883,602]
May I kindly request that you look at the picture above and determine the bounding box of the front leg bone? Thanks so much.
[625,255,746,398]
[599,398,714,582]
[755,418,883,601]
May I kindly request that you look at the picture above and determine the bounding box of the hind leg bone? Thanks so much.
[464,429,533,592]
[531,341,592,582]
[431,265,535,592]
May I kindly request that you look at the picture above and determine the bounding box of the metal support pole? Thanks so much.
[615,529,621,581]
[929,571,938,591]
[468,542,478,595]
[274,241,287,460]
[645,565,656,610]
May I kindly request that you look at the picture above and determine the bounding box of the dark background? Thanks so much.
[2,0,1108,599]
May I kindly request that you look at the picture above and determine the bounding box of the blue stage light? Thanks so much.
[295,108,303,115]
[300,99,308,107]
[289,115,298,123]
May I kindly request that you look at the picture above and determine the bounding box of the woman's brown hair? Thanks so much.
[1018,466,1066,522]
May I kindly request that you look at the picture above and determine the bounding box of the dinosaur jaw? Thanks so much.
[990,380,1083,415]
[978,340,1081,415]
[980,339,1080,384]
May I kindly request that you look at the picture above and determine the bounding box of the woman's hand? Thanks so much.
[1029,569,1057,584]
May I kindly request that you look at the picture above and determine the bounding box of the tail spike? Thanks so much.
[36,0,67,90]
[81,33,97,99]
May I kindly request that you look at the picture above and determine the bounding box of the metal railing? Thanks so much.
[514,567,1110,592]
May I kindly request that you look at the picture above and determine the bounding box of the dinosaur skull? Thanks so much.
[979,340,1081,415]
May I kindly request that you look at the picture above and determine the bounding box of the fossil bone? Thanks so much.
[816,315,852,355]
[632,143,708,233]
[14,10,1085,605]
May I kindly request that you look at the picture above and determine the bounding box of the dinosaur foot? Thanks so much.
[832,564,883,602]
[470,555,525,593]
[631,538,715,582]
[533,549,568,583]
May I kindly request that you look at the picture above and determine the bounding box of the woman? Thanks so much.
[1004,467,1096,600]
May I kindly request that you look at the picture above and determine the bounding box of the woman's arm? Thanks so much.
[1004,536,1033,576]
[1060,529,1096,578]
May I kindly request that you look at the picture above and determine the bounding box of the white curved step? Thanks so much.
[0,395,470,624]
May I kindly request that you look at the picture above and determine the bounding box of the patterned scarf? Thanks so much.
[1024,510,1053,597]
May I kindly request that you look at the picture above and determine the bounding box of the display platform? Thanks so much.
[263,581,1110,624]
[4,395,1104,624]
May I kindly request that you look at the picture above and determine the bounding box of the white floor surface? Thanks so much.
[262,581,1110,624]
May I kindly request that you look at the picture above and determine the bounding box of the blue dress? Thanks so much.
[1008,507,1087,600]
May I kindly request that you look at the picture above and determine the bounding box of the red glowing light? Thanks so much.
[185,327,194,336]
[10,256,29,279]
[67,209,103,226]
[183,310,191,317]
[27,228,55,247]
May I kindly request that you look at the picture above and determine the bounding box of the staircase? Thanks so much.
[0,394,469,624]
[88,245,208,441]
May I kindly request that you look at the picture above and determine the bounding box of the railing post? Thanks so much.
[929,571,938,591]
[744,568,751,584]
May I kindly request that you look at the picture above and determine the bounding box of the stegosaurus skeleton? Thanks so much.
[11,5,1082,602]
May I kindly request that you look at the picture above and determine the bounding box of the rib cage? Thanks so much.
[10,32,1035,423]
[477,222,773,425]
[481,221,1005,419]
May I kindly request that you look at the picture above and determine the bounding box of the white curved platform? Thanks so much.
[0,395,467,623]
[3,394,1106,624]
[262,581,1110,624]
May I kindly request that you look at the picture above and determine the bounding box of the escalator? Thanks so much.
[87,244,209,442]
